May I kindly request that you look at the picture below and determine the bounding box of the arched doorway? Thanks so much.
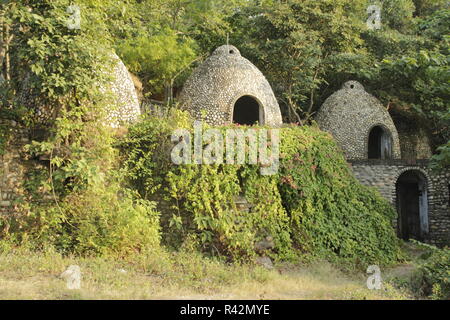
[368,125,392,159]
[232,96,262,125]
[396,170,429,241]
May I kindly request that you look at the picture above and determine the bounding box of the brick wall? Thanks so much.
[350,159,450,246]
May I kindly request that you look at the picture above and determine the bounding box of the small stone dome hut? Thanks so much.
[179,45,282,126]
[316,81,401,160]
[104,53,141,128]
[18,53,141,129]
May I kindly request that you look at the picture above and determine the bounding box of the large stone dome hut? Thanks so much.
[178,45,282,126]
[315,81,401,160]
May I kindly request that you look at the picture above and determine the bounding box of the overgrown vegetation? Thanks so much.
[0,0,447,299]
[0,0,160,256]
[414,242,450,299]
[117,112,401,268]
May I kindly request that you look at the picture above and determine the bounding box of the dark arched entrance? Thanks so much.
[396,170,429,241]
[368,126,392,159]
[232,96,262,125]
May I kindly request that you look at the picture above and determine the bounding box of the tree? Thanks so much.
[117,30,197,104]
[228,0,368,122]
[360,2,449,165]
[113,0,245,103]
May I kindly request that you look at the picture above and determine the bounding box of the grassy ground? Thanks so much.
[0,245,417,300]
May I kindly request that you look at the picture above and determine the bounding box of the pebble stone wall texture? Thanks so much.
[393,118,433,160]
[0,120,28,216]
[18,53,141,128]
[179,45,283,126]
[316,81,401,160]
[104,53,141,128]
[350,160,450,246]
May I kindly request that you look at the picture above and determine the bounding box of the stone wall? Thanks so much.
[350,159,450,246]
[0,120,29,216]
[392,116,433,160]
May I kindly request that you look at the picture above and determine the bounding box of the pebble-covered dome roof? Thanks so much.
[18,53,140,128]
[104,53,141,128]
[179,45,282,126]
[316,81,401,160]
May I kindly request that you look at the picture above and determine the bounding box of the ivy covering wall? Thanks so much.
[118,111,402,268]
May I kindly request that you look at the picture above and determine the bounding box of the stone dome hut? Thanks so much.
[316,81,401,160]
[179,45,282,126]
[18,53,141,128]
[316,80,450,247]
[104,53,141,128]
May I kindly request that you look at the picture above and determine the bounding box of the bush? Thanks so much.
[118,111,292,260]
[57,186,160,256]
[415,243,450,299]
[1,183,160,257]
[279,125,401,268]
[118,112,401,267]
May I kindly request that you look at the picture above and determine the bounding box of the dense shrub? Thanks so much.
[118,111,292,260]
[0,183,160,256]
[279,125,401,267]
[415,243,450,299]
[118,112,401,266]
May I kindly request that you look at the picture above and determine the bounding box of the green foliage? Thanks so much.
[119,113,401,267]
[0,0,161,258]
[228,0,367,121]
[118,113,293,260]
[1,179,160,256]
[279,125,401,267]
[382,0,416,32]
[116,109,192,198]
[0,122,10,155]
[0,0,442,274]
[359,4,449,158]
[117,30,197,98]
[6,0,112,126]
[431,141,450,169]
[413,0,448,16]
[413,242,450,299]
[110,0,244,101]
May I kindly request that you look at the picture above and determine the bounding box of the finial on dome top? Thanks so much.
[212,45,241,57]
[342,81,364,91]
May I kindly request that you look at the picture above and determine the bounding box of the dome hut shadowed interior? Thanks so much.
[178,45,282,126]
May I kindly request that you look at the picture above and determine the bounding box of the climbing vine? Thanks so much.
[118,113,401,267]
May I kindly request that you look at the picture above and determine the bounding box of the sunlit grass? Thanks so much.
[0,245,413,300]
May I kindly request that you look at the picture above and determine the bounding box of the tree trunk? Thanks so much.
[287,95,303,125]
[5,22,10,81]
[0,10,5,79]
[164,82,173,105]
[0,8,13,82]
